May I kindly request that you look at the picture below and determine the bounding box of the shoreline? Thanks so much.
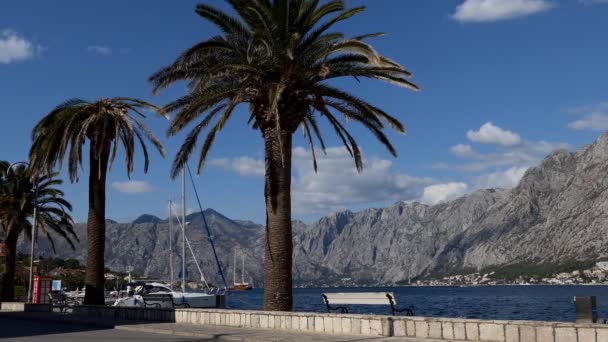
[291,283,608,289]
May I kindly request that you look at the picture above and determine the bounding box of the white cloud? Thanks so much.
[420,182,469,205]
[475,166,529,189]
[450,144,479,159]
[453,0,553,23]
[210,147,433,216]
[209,157,265,177]
[567,103,608,131]
[111,180,153,194]
[450,140,569,172]
[87,45,112,55]
[165,201,195,220]
[466,122,522,146]
[0,30,35,64]
[291,147,432,215]
[441,124,569,192]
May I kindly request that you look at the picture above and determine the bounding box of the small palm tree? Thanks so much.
[150,0,418,311]
[0,161,77,301]
[29,98,167,305]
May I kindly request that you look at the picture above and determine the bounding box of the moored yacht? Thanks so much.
[112,282,224,308]
[228,248,252,291]
[113,165,228,308]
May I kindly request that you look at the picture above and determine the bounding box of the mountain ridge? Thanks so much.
[23,133,608,287]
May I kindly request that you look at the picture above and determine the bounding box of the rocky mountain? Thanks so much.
[23,133,608,286]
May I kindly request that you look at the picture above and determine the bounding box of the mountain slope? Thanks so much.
[25,133,608,286]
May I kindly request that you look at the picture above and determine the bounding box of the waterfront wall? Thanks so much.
[0,302,51,312]
[73,305,175,322]
[73,306,608,341]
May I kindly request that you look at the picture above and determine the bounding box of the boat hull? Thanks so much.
[113,293,225,309]
[172,293,224,308]
[228,284,253,291]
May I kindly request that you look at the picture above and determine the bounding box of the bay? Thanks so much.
[225,285,608,322]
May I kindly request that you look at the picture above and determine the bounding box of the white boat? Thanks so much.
[113,282,221,308]
[112,167,226,308]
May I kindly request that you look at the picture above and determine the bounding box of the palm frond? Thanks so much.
[151,0,418,178]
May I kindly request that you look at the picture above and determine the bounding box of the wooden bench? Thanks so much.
[140,293,190,309]
[321,292,414,316]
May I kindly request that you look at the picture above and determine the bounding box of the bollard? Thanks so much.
[574,296,597,323]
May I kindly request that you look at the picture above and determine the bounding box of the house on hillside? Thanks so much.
[596,261,608,271]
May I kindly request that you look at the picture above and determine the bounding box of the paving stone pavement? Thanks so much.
[0,311,442,341]
[114,322,446,341]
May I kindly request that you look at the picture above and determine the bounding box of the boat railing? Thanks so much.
[208,287,227,295]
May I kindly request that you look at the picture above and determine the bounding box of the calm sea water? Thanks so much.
[225,285,608,322]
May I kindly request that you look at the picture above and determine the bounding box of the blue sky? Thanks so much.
[1,0,608,223]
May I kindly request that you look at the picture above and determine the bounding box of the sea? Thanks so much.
[225,285,608,322]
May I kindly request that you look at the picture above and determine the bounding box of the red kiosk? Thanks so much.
[32,275,53,304]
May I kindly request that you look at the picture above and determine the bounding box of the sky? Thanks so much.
[1,0,608,224]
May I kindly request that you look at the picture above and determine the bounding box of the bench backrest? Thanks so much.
[322,292,396,305]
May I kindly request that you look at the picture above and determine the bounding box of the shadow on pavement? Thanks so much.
[0,311,180,340]
[0,312,112,339]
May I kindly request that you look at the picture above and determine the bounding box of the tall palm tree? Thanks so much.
[0,162,77,302]
[150,0,418,311]
[28,98,167,305]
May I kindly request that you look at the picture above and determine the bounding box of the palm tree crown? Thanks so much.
[150,0,419,178]
[0,162,76,249]
[0,161,76,301]
[29,97,166,181]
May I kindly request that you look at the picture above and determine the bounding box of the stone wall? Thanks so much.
[0,302,51,312]
[73,306,608,341]
[391,316,608,342]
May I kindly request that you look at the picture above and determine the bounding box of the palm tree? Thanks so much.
[28,98,167,305]
[0,161,77,301]
[150,0,418,311]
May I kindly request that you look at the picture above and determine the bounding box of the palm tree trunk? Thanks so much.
[83,141,110,305]
[1,231,19,302]
[262,127,293,311]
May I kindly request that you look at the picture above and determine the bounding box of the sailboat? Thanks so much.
[113,167,227,308]
[228,249,253,291]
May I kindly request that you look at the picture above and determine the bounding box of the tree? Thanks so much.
[150,0,418,311]
[29,98,167,305]
[0,162,77,301]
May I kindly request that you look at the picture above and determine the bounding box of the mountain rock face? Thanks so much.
[24,133,608,286]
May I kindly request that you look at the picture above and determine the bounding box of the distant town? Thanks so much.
[420,261,608,286]
[11,254,608,290]
[299,261,608,288]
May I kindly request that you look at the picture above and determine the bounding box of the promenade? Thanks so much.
[0,311,422,342]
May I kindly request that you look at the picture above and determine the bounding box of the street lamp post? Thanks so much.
[5,162,38,303]
[27,181,38,304]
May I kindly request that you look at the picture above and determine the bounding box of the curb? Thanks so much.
[114,324,415,342]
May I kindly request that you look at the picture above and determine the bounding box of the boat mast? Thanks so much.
[185,164,229,289]
[169,200,174,289]
[241,252,245,284]
[182,169,186,293]
[233,248,237,286]
[408,266,411,286]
